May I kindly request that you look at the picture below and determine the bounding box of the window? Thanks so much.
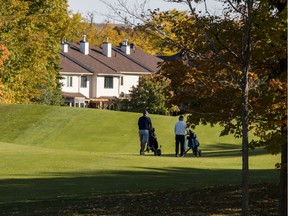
[67,76,73,87]
[104,76,113,88]
[81,76,87,88]
[120,76,124,86]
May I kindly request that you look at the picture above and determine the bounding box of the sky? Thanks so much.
[67,0,223,23]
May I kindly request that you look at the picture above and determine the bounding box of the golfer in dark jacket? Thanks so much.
[138,110,152,155]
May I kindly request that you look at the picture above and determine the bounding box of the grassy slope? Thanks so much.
[0,104,280,204]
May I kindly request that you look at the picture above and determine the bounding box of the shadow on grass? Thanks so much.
[159,143,271,158]
[0,167,278,205]
[202,143,241,150]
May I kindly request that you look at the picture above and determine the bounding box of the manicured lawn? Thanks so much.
[0,104,280,214]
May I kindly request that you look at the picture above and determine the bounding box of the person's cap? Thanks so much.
[143,110,148,115]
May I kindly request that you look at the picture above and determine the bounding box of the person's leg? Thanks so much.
[139,130,149,155]
[139,130,145,155]
[175,135,180,156]
[140,142,145,155]
[180,135,185,156]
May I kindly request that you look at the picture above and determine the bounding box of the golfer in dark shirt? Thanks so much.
[138,110,152,155]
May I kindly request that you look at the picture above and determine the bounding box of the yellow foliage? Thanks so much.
[0,79,15,104]
[0,45,10,67]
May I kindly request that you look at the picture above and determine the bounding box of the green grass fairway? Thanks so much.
[0,104,280,204]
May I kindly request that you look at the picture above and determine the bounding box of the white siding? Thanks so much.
[79,76,91,98]
[61,75,91,98]
[61,73,143,99]
[96,76,119,97]
[61,76,78,93]
[119,74,140,94]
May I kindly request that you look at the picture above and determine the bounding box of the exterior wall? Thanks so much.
[60,75,91,98]
[61,75,78,93]
[61,74,142,99]
[119,74,140,94]
[96,76,120,97]
[79,76,91,98]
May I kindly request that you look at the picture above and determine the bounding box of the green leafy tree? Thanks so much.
[128,74,175,115]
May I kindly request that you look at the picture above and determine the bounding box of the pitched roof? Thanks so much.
[60,54,93,75]
[60,42,163,75]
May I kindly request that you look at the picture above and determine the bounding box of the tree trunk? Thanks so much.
[278,122,287,216]
[241,97,249,216]
[241,58,249,216]
[241,0,253,215]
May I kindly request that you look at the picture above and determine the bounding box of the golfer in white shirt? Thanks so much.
[174,115,189,157]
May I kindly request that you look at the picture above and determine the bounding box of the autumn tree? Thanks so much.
[99,0,286,214]
[0,0,69,105]
[153,0,286,215]
[0,45,15,103]
[64,12,87,43]
[93,0,178,56]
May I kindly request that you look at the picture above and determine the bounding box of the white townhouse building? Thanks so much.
[59,36,163,109]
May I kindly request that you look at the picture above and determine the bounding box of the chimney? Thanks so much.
[61,41,68,53]
[121,39,130,55]
[102,37,112,57]
[130,43,136,53]
[80,35,89,55]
